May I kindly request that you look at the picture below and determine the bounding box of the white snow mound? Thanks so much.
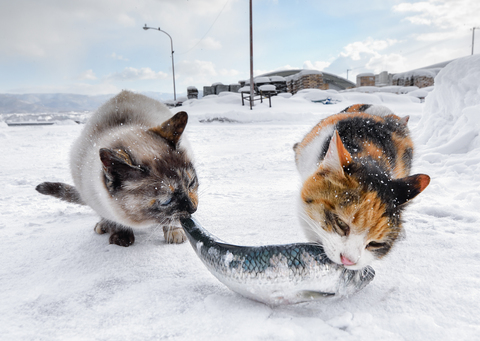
[416,55,480,153]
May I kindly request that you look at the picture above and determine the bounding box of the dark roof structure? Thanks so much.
[257,69,356,90]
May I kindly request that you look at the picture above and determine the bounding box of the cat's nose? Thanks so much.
[178,196,197,214]
[186,204,197,214]
[340,254,356,266]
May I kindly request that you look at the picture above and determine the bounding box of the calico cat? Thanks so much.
[36,90,198,247]
[294,104,430,270]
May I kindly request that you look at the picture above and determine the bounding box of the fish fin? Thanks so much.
[298,290,335,300]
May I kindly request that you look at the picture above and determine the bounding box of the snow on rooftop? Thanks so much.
[254,77,270,84]
[258,84,276,91]
[392,68,439,80]
[285,69,322,81]
[269,76,286,82]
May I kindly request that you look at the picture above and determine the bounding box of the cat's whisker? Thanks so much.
[299,211,339,258]
[197,187,209,199]
[299,212,329,244]
[294,105,430,269]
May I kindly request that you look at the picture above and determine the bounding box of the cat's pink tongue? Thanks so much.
[341,254,356,266]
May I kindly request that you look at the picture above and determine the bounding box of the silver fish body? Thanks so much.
[181,218,375,305]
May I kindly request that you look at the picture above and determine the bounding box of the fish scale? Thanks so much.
[181,218,375,305]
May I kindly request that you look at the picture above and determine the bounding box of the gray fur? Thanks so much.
[36,90,198,246]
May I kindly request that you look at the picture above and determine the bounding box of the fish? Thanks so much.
[180,218,375,305]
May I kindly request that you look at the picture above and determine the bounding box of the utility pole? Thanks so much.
[346,69,352,80]
[143,24,177,102]
[472,27,480,55]
[249,0,254,110]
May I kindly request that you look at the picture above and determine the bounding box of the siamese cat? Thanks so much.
[294,104,430,270]
[36,90,198,247]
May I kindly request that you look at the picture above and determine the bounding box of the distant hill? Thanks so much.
[0,92,179,113]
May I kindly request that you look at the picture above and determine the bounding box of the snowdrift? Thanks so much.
[416,55,480,153]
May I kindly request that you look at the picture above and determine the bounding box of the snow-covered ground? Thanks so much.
[1,56,479,340]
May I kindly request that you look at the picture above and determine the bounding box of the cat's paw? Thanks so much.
[109,229,135,247]
[163,226,187,244]
[94,222,107,234]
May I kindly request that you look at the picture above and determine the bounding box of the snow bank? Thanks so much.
[292,89,342,102]
[392,68,441,81]
[416,55,480,153]
[178,88,426,124]
[2,71,480,340]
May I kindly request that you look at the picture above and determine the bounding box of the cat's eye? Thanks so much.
[304,198,314,204]
[335,217,350,236]
[160,197,172,206]
[188,178,197,189]
[366,241,386,249]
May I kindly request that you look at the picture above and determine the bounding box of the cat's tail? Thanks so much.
[36,182,85,205]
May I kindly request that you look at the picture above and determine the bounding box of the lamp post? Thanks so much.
[249,0,254,110]
[143,24,176,102]
[472,27,480,55]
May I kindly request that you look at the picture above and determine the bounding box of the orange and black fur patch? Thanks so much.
[295,105,430,269]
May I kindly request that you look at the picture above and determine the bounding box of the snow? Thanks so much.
[392,68,440,80]
[269,76,286,82]
[253,77,270,84]
[407,89,430,100]
[285,69,322,81]
[259,84,276,91]
[1,55,480,340]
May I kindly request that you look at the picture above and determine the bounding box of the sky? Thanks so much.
[0,0,479,97]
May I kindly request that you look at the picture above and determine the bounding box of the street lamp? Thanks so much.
[143,24,177,102]
[472,27,480,55]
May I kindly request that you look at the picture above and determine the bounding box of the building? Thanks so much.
[356,73,375,87]
[375,71,393,87]
[250,69,355,94]
[358,59,454,89]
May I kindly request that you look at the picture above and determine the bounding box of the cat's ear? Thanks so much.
[149,111,188,148]
[393,174,430,206]
[323,130,352,173]
[399,115,409,126]
[99,148,144,182]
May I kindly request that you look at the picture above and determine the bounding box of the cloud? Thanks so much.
[104,67,168,82]
[0,0,139,60]
[303,61,331,71]
[174,59,244,88]
[111,53,130,62]
[365,53,406,74]
[78,69,97,80]
[340,38,399,60]
[8,82,120,96]
[193,37,222,50]
[394,0,480,29]
[322,37,408,78]
[0,0,237,60]
[252,65,298,77]
[219,68,240,77]
[176,60,218,78]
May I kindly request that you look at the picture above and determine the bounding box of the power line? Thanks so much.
[177,0,231,55]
